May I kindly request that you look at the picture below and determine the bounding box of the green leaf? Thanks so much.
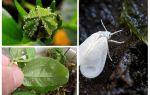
[23,6,59,41]
[14,0,27,18]
[2,8,23,45]
[46,48,66,64]
[17,37,35,46]
[25,48,36,61]
[9,48,36,63]
[40,38,53,45]
[50,0,56,12]
[12,91,36,95]
[36,0,43,7]
[9,48,24,61]
[57,14,63,28]
[22,57,69,93]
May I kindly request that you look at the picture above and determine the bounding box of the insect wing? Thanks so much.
[79,32,100,65]
[80,36,108,78]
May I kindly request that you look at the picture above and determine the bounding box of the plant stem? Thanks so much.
[22,1,35,10]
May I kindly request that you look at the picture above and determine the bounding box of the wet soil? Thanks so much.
[79,0,148,95]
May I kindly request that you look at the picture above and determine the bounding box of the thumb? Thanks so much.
[12,64,24,88]
[2,64,24,95]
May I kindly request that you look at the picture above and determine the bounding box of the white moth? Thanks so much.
[80,20,124,78]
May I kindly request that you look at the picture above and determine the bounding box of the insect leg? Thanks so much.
[109,40,124,44]
[107,47,112,61]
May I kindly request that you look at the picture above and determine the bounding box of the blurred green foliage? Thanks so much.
[61,0,77,45]
[2,8,23,45]
[120,0,147,45]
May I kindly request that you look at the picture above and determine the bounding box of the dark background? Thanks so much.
[79,0,148,95]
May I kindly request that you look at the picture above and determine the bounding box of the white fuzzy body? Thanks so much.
[80,32,108,78]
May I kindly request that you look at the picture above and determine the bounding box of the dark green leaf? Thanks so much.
[36,0,43,7]
[40,38,53,45]
[46,48,66,64]
[57,14,62,28]
[12,91,36,95]
[14,0,27,17]
[17,62,26,69]
[22,57,69,93]
[2,8,23,45]
[50,0,56,12]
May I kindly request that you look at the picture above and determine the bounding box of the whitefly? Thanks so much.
[80,20,124,78]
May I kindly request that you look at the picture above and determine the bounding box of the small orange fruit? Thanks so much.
[53,29,70,45]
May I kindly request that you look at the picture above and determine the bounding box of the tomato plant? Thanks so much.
[2,0,77,45]
[15,0,62,44]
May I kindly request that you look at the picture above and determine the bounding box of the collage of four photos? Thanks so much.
[2,0,148,95]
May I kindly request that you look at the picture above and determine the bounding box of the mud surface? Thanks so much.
[79,0,148,95]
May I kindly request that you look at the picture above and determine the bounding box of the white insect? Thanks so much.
[80,20,124,78]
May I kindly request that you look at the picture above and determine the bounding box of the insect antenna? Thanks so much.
[110,30,122,36]
[101,19,108,31]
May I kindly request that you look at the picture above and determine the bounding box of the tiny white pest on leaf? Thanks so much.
[80,20,124,78]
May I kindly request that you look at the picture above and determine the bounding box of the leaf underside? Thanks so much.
[23,57,69,92]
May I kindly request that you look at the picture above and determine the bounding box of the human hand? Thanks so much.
[2,55,24,95]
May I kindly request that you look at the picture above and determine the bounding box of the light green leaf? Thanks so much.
[2,8,23,45]
[25,48,36,61]
[9,48,24,61]
[9,48,36,63]
[14,0,27,17]
[23,57,69,93]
